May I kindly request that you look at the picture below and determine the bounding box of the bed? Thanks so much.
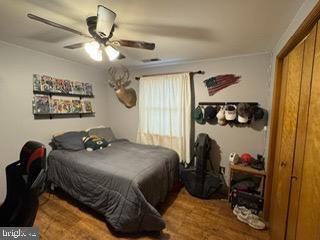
[47,138,179,233]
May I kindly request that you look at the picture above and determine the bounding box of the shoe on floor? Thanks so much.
[237,211,265,230]
[233,205,250,216]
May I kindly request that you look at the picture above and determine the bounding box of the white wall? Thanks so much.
[106,53,271,181]
[274,0,319,55]
[265,0,319,157]
[0,41,110,204]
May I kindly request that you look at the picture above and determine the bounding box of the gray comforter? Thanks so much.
[47,139,179,232]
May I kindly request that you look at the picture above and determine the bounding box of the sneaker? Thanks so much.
[237,211,265,230]
[248,215,266,230]
[233,205,251,216]
[237,210,250,223]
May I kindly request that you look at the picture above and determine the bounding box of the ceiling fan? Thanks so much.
[27,5,156,62]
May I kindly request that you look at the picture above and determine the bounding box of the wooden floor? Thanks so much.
[34,188,269,240]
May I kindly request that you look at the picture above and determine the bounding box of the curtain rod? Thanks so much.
[135,70,205,80]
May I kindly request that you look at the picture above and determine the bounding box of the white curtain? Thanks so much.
[137,73,191,163]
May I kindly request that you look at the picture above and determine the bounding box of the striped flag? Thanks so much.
[203,74,241,96]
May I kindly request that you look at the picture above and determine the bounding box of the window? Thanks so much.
[137,73,191,163]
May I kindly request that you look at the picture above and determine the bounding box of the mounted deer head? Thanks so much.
[108,66,137,108]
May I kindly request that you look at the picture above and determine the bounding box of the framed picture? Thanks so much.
[33,74,41,91]
[50,98,61,113]
[82,100,93,113]
[72,81,84,95]
[33,95,50,114]
[63,80,72,94]
[40,75,55,92]
[84,83,93,96]
[72,100,82,113]
[54,79,73,94]
[60,100,72,113]
[54,79,64,93]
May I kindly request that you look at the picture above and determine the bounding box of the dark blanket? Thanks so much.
[47,139,179,232]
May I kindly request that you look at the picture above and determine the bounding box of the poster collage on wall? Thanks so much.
[33,74,93,96]
[32,74,94,115]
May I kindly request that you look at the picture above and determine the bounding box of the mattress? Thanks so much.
[47,139,179,232]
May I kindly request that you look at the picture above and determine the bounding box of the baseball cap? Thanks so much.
[193,106,205,124]
[237,103,250,123]
[225,104,237,121]
[204,105,217,122]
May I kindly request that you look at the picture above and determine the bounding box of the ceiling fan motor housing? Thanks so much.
[86,16,114,43]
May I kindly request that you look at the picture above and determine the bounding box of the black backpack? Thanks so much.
[181,133,221,199]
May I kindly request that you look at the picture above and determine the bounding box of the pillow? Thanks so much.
[52,131,87,151]
[88,127,116,142]
[83,135,109,151]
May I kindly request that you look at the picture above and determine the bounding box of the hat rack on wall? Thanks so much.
[198,102,259,106]
[194,102,265,126]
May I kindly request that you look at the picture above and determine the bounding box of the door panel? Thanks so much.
[286,24,317,240]
[270,55,289,240]
[270,42,305,240]
[295,21,320,240]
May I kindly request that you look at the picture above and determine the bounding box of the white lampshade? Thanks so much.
[84,42,102,61]
[105,45,120,61]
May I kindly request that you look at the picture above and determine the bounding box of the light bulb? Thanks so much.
[84,42,102,61]
[89,49,102,61]
[105,45,120,61]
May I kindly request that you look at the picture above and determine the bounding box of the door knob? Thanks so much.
[280,161,287,167]
[291,176,298,180]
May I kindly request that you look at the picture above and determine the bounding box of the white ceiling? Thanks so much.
[0,0,304,68]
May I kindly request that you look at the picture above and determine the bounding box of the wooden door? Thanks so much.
[270,22,319,240]
[295,21,320,240]
[286,24,317,240]
[270,41,305,240]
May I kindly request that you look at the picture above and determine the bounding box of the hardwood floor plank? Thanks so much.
[34,188,269,240]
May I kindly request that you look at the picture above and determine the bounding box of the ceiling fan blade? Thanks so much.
[111,40,155,50]
[64,42,88,49]
[27,14,92,39]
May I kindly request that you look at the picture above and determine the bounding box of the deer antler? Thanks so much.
[108,66,130,89]
[108,67,118,88]
[107,65,137,108]
[108,67,117,81]
[121,67,129,82]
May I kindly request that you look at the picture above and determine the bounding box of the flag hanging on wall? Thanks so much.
[203,74,241,96]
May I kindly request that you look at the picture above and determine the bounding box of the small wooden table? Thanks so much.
[229,163,266,197]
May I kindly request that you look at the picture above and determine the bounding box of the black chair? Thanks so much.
[0,141,46,227]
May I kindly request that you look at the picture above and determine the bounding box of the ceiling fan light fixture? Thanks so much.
[105,45,120,61]
[90,49,103,62]
[84,42,102,61]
